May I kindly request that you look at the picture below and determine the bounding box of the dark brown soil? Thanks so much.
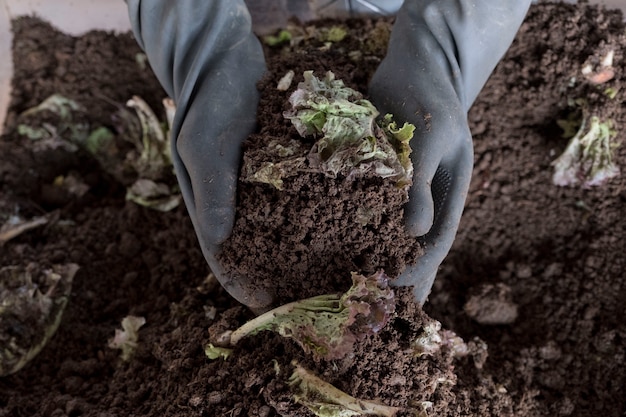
[218,17,425,304]
[1,3,625,417]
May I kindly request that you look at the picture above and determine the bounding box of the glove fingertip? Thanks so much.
[200,204,237,246]
[405,185,435,237]
[224,277,275,312]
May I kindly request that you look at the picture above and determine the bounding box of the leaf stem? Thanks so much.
[230,293,341,345]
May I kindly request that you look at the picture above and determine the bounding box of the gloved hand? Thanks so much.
[369,0,531,304]
[127,0,273,309]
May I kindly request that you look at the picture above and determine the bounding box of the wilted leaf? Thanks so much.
[17,94,90,145]
[126,179,181,212]
[289,362,400,417]
[283,71,414,187]
[0,263,79,376]
[229,271,395,360]
[204,344,233,360]
[263,29,292,46]
[15,94,180,211]
[108,315,146,361]
[552,114,620,188]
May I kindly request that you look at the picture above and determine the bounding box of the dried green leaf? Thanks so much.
[125,179,181,212]
[204,344,233,360]
[108,315,146,361]
[553,114,620,188]
[0,263,79,376]
[289,362,400,417]
[317,26,348,43]
[230,271,395,360]
[263,29,292,46]
[20,94,82,120]
[242,139,308,189]
[284,71,414,187]
[16,94,180,211]
[17,94,90,143]
[124,96,173,180]
[244,158,306,190]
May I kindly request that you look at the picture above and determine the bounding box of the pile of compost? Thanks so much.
[0,3,624,416]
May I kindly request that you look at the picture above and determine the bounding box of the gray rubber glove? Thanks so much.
[127,1,272,309]
[369,0,531,304]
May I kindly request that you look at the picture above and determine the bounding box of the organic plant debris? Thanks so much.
[219,65,423,304]
[0,2,625,417]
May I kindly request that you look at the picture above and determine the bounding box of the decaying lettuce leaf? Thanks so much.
[116,96,181,211]
[17,94,89,145]
[263,29,292,46]
[289,361,400,417]
[552,114,620,188]
[285,71,414,185]
[123,96,173,180]
[204,343,233,360]
[247,71,414,189]
[379,113,415,188]
[277,70,296,91]
[317,26,348,43]
[412,319,468,359]
[412,320,444,357]
[17,94,180,211]
[243,156,307,190]
[0,263,79,376]
[108,315,146,361]
[228,271,395,360]
[270,23,350,49]
[125,178,181,212]
[241,139,308,190]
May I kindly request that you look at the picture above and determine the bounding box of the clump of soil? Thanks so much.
[0,2,625,417]
[220,63,423,302]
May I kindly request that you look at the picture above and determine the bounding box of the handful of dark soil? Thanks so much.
[220,69,423,305]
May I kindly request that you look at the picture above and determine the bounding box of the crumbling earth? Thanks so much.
[0,3,625,416]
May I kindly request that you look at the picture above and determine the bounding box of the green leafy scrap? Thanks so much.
[82,126,115,155]
[380,114,416,188]
[229,271,395,360]
[204,344,233,360]
[123,96,173,180]
[263,29,292,46]
[282,71,415,188]
[17,94,90,144]
[289,362,400,417]
[317,26,348,43]
[120,97,180,211]
[552,114,620,188]
[17,94,180,211]
[244,159,306,190]
[556,108,583,139]
[241,139,308,190]
[125,179,181,212]
[108,315,146,361]
[604,87,619,99]
[0,263,79,376]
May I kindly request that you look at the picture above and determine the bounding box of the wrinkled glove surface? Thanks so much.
[127,0,273,309]
[369,0,531,304]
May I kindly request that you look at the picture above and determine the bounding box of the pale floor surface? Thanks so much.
[0,0,131,132]
[0,0,625,132]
